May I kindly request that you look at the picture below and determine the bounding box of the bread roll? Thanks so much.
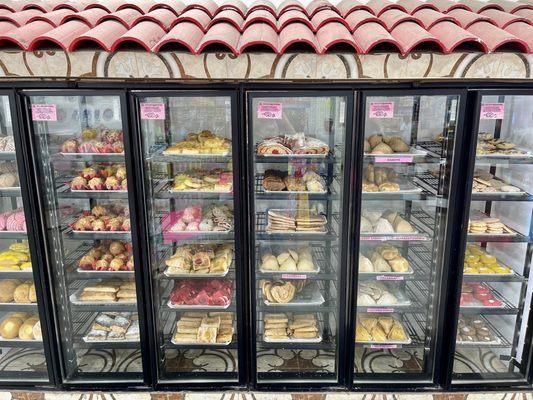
[359,254,374,272]
[13,282,31,303]
[379,245,399,260]
[389,137,410,152]
[371,143,393,154]
[0,279,20,302]
[32,321,42,341]
[393,216,415,233]
[29,283,36,303]
[388,256,409,272]
[371,252,391,272]
[0,316,23,339]
[368,134,383,149]
[18,321,35,340]
[364,139,371,153]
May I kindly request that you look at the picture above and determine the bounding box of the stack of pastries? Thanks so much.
[266,209,327,233]
[0,279,36,303]
[0,241,31,271]
[260,247,316,272]
[359,245,410,273]
[70,164,127,191]
[78,280,136,303]
[363,165,400,192]
[476,133,526,156]
[256,134,329,155]
[164,244,233,275]
[71,205,130,232]
[168,205,233,232]
[172,312,234,344]
[261,280,308,304]
[171,168,232,192]
[357,282,400,306]
[163,131,231,155]
[364,134,410,154]
[85,312,139,342]
[463,244,511,275]
[0,312,41,340]
[355,315,408,343]
[360,210,415,234]
[78,241,134,272]
[61,128,124,154]
[263,313,319,341]
[262,169,326,192]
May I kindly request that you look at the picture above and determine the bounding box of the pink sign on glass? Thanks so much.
[257,102,282,119]
[370,344,398,349]
[375,156,413,163]
[31,104,57,121]
[377,275,404,281]
[369,102,394,118]
[281,274,307,280]
[140,103,165,120]
[480,103,505,120]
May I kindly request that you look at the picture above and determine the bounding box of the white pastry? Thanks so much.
[360,216,373,233]
[374,218,395,233]
[359,254,374,272]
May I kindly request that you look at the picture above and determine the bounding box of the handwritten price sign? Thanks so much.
[31,104,57,121]
[140,103,165,120]
[369,102,394,118]
[480,103,504,120]
[258,102,282,119]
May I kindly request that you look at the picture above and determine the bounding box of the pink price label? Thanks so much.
[361,236,387,241]
[140,103,165,120]
[370,344,398,349]
[281,274,307,280]
[480,103,504,120]
[366,307,394,313]
[258,102,282,119]
[375,156,413,163]
[31,104,57,121]
[369,102,394,118]
[376,275,404,281]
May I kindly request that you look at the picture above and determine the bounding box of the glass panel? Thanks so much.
[28,94,143,382]
[250,94,348,383]
[452,94,533,382]
[0,96,49,381]
[137,95,239,382]
[353,95,459,380]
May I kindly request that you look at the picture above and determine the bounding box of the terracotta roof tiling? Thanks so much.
[0,0,530,54]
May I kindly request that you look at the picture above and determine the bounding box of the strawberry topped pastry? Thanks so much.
[460,282,503,307]
[257,133,329,155]
[169,279,232,307]
[78,240,134,272]
[69,164,127,191]
[71,204,130,232]
[60,128,124,154]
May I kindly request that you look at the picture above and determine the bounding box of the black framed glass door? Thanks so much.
[451,91,533,385]
[351,91,463,383]
[131,91,246,386]
[247,91,353,385]
[22,91,149,385]
[0,92,55,384]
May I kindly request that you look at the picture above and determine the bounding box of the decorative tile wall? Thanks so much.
[0,52,530,80]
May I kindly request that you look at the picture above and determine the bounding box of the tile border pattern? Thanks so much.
[0,52,530,80]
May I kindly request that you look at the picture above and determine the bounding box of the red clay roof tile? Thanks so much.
[0,0,530,54]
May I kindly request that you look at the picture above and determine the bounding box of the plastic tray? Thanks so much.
[364,148,428,159]
[256,153,328,158]
[70,189,127,194]
[263,289,325,307]
[60,152,125,157]
[163,267,230,278]
[71,230,130,235]
[76,268,134,275]
[358,266,415,278]
[457,337,501,346]
[82,336,138,343]
[70,285,136,305]
[264,332,323,343]
[169,189,232,194]
[166,300,231,310]
[162,150,230,157]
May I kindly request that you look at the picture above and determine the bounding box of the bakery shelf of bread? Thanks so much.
[161,131,232,156]
[0,187,21,198]
[69,280,137,311]
[356,281,417,312]
[0,279,38,311]
[167,279,233,310]
[362,164,424,196]
[455,315,508,347]
[363,135,429,160]
[261,313,322,343]
[466,212,530,243]
[476,133,532,159]
[355,315,411,346]
[461,244,523,281]
[255,134,330,158]
[0,241,33,279]
[358,244,413,275]
[80,312,140,345]
[0,312,42,346]
[257,169,328,195]
[459,283,517,315]
[163,244,233,278]
[360,209,430,242]
[260,280,325,307]
[170,311,235,346]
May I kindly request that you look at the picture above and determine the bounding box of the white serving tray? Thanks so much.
[264,332,323,343]
[364,148,428,159]
[356,335,412,346]
[82,336,138,343]
[262,290,325,307]
[71,189,127,193]
[163,267,230,278]
[359,266,415,277]
[60,152,125,157]
[69,285,136,305]
[76,268,134,274]
[166,300,231,310]
[456,337,501,346]
[162,150,230,156]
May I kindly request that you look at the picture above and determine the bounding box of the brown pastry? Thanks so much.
[379,182,400,192]
[371,143,394,154]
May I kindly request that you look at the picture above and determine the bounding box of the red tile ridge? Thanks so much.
[243,9,277,31]
[62,9,108,28]
[397,0,439,14]
[29,19,90,50]
[277,9,314,31]
[514,8,533,20]
[98,8,143,29]
[153,20,203,52]
[69,19,128,51]
[380,9,423,31]
[148,0,186,15]
[21,2,54,12]
[246,1,276,17]
[448,8,494,28]
[312,9,349,31]
[218,0,248,17]
[112,20,166,51]
[390,20,444,55]
[336,0,372,18]
[53,1,92,12]
[28,8,75,27]
[307,0,337,17]
[117,1,155,14]
[316,21,359,53]
[467,20,529,51]
[239,21,278,52]
[209,9,245,31]
[353,21,400,53]
[85,0,124,13]
[0,9,44,27]
[196,21,241,54]
[278,1,307,17]
[504,21,532,52]
[0,1,25,13]
[345,9,386,32]
[481,9,530,28]
[0,20,53,50]
[278,21,320,52]
[429,0,471,13]
[172,8,211,31]
[366,0,407,16]
[429,20,487,52]
[182,0,218,18]
[0,21,17,35]
[135,8,176,31]
[413,8,458,29]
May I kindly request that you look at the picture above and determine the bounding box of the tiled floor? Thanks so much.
[0,392,531,400]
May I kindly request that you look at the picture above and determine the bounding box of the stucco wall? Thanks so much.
[0,51,530,80]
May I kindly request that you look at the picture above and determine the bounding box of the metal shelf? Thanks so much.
[0,231,28,239]
[0,270,34,279]
[254,173,336,201]
[0,152,16,161]
[63,228,131,241]
[53,153,126,163]
[459,286,519,315]
[0,339,44,348]
[257,336,336,350]
[0,303,38,311]
[0,187,21,197]
[455,315,512,349]
[56,184,128,199]
[152,180,234,200]
[254,153,336,164]
[148,148,232,164]
[355,313,425,349]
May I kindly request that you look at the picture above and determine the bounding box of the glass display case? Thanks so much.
[247,92,352,384]
[23,92,147,384]
[352,92,461,381]
[0,93,54,383]
[451,92,533,383]
[132,91,245,385]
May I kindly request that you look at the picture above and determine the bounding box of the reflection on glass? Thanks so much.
[0,96,49,381]
[250,95,347,382]
[28,95,142,382]
[452,95,533,382]
[138,96,239,381]
[354,95,459,379]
